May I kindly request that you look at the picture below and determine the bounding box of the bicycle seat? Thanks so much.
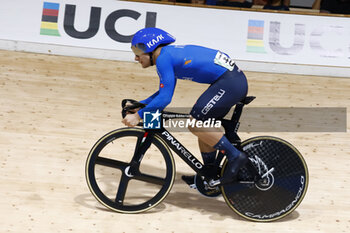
[239,96,256,105]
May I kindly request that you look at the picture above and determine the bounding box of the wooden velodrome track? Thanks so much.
[1,49,349,232]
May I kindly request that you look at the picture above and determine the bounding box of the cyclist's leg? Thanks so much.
[189,69,248,184]
[189,69,247,146]
[181,136,218,187]
[198,139,216,164]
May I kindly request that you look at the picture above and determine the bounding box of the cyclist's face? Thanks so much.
[134,53,151,68]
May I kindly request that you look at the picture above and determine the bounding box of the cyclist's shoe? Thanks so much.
[220,152,248,185]
[181,175,196,189]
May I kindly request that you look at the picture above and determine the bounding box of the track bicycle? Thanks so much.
[85,96,309,222]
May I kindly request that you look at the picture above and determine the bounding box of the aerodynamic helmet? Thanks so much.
[131,27,176,55]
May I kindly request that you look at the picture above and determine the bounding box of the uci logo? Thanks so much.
[40,2,157,43]
[143,110,162,129]
[247,19,350,58]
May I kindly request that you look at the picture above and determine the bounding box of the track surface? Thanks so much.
[1,50,349,232]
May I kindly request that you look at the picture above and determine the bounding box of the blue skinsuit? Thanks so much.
[138,45,248,120]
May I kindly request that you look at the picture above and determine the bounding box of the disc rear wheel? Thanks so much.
[221,136,309,222]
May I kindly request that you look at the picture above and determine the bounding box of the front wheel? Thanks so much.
[85,128,175,213]
[221,136,309,222]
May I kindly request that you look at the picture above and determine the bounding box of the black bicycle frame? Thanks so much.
[157,128,205,175]
[129,96,255,177]
[141,100,253,177]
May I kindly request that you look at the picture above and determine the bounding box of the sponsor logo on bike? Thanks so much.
[243,141,265,151]
[245,175,305,219]
[143,110,162,129]
[161,131,203,169]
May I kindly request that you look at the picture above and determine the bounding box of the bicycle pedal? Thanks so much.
[195,176,222,197]
[209,179,221,187]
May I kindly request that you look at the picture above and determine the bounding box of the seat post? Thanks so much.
[225,103,244,148]
[222,96,256,148]
[231,96,256,130]
[231,102,244,126]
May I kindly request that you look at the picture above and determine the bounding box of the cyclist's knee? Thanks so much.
[187,116,197,133]
[188,116,207,135]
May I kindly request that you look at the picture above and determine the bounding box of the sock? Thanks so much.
[213,135,241,161]
[201,151,217,165]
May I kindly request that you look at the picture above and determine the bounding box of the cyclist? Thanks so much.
[122,27,248,186]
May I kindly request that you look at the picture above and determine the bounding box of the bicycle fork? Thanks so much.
[127,131,154,176]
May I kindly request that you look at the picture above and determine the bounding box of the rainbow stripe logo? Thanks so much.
[246,20,266,53]
[40,2,60,36]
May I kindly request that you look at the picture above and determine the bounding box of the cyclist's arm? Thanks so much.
[137,56,176,119]
[139,91,159,105]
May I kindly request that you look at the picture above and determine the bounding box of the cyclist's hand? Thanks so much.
[121,99,145,118]
[122,112,141,127]
[124,101,141,114]
[126,107,141,114]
